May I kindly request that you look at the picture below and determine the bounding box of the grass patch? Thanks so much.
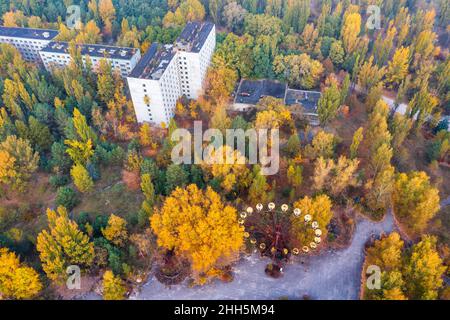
[73,166,143,227]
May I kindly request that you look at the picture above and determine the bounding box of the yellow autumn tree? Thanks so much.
[2,10,27,27]
[364,232,407,300]
[139,122,154,148]
[102,214,128,246]
[163,0,206,27]
[202,145,250,193]
[102,270,126,300]
[404,236,446,300]
[0,135,39,191]
[304,130,335,159]
[65,139,94,166]
[98,0,116,23]
[205,55,238,106]
[36,206,94,282]
[75,20,102,44]
[386,46,410,87]
[341,12,361,54]
[366,232,404,271]
[392,171,440,234]
[150,184,244,279]
[0,248,42,299]
[71,164,94,193]
[290,194,333,247]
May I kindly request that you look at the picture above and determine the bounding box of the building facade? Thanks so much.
[39,42,141,77]
[175,22,216,99]
[0,26,58,62]
[127,22,216,125]
[127,44,181,124]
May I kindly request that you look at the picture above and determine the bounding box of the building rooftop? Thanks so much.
[175,21,214,53]
[285,89,321,113]
[129,43,176,80]
[0,26,58,40]
[234,79,287,105]
[40,41,139,60]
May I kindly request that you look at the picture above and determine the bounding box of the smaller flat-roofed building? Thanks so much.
[0,26,59,62]
[233,79,322,125]
[285,89,321,125]
[39,41,141,77]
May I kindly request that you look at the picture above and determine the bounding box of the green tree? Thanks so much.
[329,40,345,66]
[248,166,270,204]
[318,81,341,124]
[97,59,116,105]
[28,116,53,152]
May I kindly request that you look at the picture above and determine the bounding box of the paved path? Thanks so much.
[130,211,395,300]
[441,196,450,208]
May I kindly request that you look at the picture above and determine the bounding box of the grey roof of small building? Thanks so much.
[0,26,58,40]
[40,41,139,60]
[285,89,321,113]
[234,79,287,105]
[129,43,176,80]
[175,21,214,53]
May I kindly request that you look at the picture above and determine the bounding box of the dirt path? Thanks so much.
[128,211,395,300]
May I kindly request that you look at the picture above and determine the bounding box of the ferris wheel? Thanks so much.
[240,202,323,265]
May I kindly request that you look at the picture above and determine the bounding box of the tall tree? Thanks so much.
[102,270,126,300]
[102,214,128,247]
[0,248,42,299]
[151,185,244,280]
[37,207,94,282]
[283,0,310,33]
[386,47,411,88]
[357,56,386,94]
[318,81,341,124]
[273,54,324,89]
[290,194,333,246]
[404,236,446,300]
[393,171,440,234]
[350,127,363,159]
[71,164,94,193]
[0,135,39,191]
[340,12,361,55]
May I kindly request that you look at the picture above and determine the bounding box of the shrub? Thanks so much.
[49,175,69,189]
[55,187,79,210]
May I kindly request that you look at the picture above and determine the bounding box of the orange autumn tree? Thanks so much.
[150,184,244,280]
